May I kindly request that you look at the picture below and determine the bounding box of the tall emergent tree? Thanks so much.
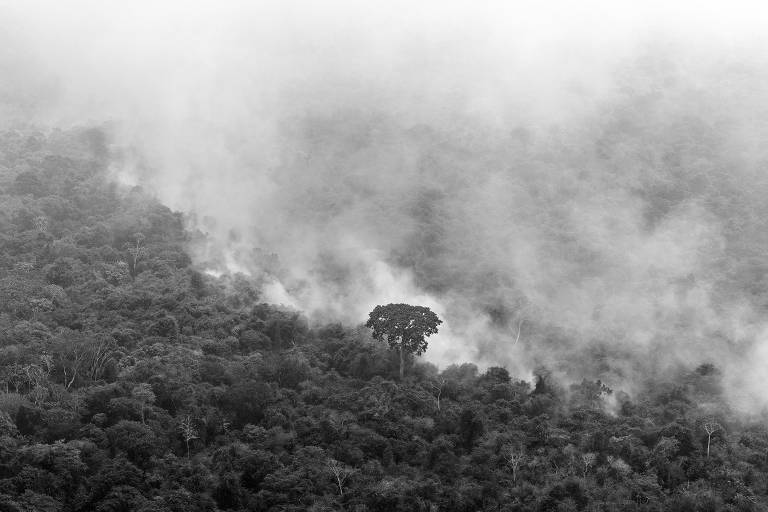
[365,303,442,379]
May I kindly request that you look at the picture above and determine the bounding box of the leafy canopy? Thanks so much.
[365,303,442,355]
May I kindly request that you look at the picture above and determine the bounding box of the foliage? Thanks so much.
[0,127,766,511]
[365,303,441,379]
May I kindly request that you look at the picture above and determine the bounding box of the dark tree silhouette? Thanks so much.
[365,303,442,379]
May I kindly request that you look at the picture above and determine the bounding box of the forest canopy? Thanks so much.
[0,126,766,511]
[3,3,768,509]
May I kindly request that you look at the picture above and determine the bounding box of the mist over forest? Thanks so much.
[8,1,766,405]
[4,2,768,511]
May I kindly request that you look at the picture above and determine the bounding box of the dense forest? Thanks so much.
[0,126,767,512]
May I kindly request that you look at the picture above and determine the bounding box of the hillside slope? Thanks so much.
[0,128,766,511]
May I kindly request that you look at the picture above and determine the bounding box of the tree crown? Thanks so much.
[365,303,442,355]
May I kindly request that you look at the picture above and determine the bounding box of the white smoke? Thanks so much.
[5,1,768,407]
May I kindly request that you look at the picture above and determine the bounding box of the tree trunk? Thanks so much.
[66,372,77,390]
[707,435,711,458]
[399,345,404,380]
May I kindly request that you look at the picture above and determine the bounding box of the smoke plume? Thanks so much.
[4,0,768,410]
